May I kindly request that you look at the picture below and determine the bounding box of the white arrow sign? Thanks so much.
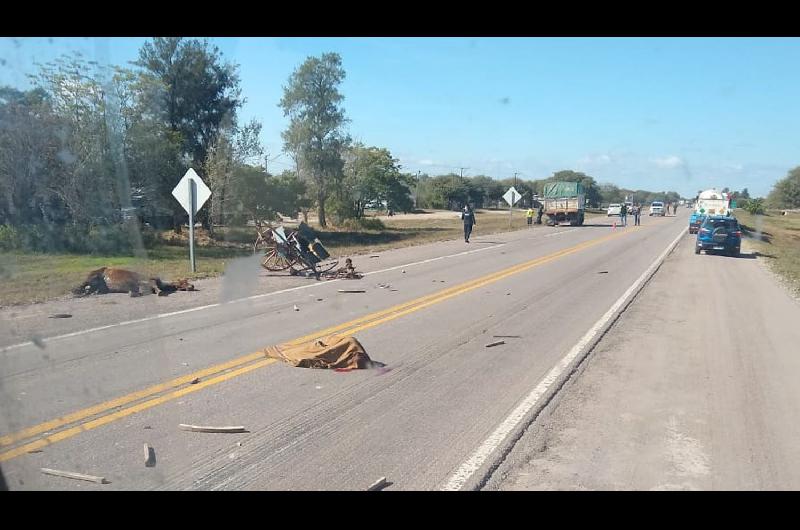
[503,186,522,206]
[172,168,211,216]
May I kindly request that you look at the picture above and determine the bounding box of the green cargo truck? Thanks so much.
[542,181,586,226]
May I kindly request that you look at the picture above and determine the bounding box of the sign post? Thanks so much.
[503,186,522,227]
[172,168,211,273]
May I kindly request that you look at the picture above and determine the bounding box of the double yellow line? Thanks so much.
[0,227,634,462]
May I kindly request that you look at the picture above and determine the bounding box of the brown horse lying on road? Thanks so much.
[73,267,195,297]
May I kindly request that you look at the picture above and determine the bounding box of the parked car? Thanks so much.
[688,212,705,234]
[607,203,621,216]
[649,201,665,216]
[695,215,741,257]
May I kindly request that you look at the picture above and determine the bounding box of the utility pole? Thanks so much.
[456,167,469,209]
[415,170,420,209]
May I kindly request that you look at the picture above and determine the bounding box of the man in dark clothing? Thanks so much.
[536,202,544,224]
[620,202,628,227]
[461,204,476,243]
[633,203,641,226]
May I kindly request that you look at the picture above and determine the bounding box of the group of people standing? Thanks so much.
[619,203,643,227]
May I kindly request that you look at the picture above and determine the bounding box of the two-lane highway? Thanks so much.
[0,211,688,489]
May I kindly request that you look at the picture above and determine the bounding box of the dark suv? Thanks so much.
[695,216,741,257]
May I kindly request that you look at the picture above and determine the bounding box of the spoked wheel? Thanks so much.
[259,243,298,271]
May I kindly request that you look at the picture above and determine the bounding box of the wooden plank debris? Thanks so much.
[179,424,246,433]
[41,468,108,484]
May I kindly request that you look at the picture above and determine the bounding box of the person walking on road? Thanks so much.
[462,204,476,243]
[633,203,642,226]
[620,202,628,227]
[536,202,544,224]
[673,203,678,215]
[526,206,534,227]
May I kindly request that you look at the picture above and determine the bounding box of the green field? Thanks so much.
[735,209,800,295]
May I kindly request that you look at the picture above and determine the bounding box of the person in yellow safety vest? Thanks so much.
[526,207,534,227]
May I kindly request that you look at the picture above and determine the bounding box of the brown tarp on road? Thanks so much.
[264,335,381,370]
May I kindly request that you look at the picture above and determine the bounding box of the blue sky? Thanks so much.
[2,37,799,197]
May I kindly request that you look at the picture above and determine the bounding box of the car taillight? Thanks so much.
[733,231,741,237]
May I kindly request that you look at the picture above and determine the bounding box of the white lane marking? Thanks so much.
[1,242,506,352]
[440,227,687,491]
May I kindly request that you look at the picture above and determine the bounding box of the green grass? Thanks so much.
[734,209,800,295]
[0,210,604,306]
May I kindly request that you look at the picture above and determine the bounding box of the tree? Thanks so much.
[0,86,66,227]
[204,118,264,229]
[228,166,308,225]
[135,37,243,230]
[338,144,413,220]
[27,53,128,230]
[548,170,602,208]
[746,197,765,215]
[279,53,350,228]
[767,167,800,208]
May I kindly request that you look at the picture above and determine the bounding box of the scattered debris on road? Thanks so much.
[27,449,43,454]
[493,335,521,339]
[144,443,155,467]
[324,258,363,280]
[370,255,380,258]
[294,304,300,311]
[48,314,72,319]
[189,378,200,385]
[402,269,406,273]
[41,468,108,484]
[338,289,367,293]
[143,425,152,430]
[597,271,609,274]
[485,340,506,348]
[179,424,247,433]
[367,476,389,491]
[316,298,324,301]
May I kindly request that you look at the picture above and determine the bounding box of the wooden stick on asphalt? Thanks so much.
[41,468,108,484]
[179,424,246,433]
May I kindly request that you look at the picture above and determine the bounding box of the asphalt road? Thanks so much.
[486,224,800,490]
[1,212,690,490]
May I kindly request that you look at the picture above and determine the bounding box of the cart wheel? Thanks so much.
[260,245,298,271]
